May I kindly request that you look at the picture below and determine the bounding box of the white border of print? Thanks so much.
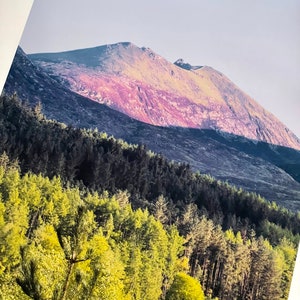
[0,0,34,94]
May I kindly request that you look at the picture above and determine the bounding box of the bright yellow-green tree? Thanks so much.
[165,272,205,300]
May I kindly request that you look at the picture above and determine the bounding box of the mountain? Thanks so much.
[28,42,300,150]
[3,47,300,211]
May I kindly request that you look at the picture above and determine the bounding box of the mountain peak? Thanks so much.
[103,41,139,52]
[28,43,300,150]
[29,42,143,68]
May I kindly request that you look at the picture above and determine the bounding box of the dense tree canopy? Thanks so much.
[0,152,297,299]
[0,94,299,299]
[0,157,185,299]
[0,94,299,242]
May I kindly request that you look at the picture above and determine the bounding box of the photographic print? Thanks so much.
[1,1,299,299]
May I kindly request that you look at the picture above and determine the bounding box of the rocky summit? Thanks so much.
[29,42,300,150]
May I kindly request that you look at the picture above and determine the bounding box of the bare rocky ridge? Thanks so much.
[29,42,300,150]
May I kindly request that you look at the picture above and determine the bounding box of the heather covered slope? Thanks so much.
[29,42,300,150]
[3,47,300,211]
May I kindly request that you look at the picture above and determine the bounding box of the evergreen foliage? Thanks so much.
[0,94,299,241]
[0,94,299,299]
[0,154,297,299]
[0,158,184,299]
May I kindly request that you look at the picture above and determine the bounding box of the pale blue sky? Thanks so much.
[20,0,300,138]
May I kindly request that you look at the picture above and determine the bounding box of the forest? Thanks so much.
[0,94,299,299]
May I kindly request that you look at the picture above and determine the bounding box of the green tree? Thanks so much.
[275,238,297,299]
[165,272,205,300]
[17,224,67,300]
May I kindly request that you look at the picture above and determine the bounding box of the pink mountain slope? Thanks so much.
[30,42,300,150]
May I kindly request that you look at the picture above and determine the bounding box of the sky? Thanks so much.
[20,0,300,138]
